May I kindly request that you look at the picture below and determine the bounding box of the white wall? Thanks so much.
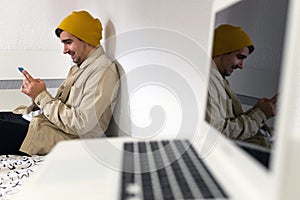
[104,0,215,138]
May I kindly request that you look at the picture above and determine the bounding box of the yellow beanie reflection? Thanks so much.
[212,24,254,56]
[57,10,102,47]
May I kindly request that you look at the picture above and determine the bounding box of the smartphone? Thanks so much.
[18,66,25,73]
[18,66,29,80]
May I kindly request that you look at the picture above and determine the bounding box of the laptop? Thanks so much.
[13,0,300,199]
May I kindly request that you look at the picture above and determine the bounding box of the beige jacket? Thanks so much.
[206,65,272,147]
[14,46,120,155]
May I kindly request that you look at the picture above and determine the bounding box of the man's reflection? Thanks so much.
[206,24,277,148]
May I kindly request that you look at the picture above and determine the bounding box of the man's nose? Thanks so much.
[63,45,68,54]
[237,61,244,69]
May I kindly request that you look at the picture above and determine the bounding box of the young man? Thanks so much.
[206,24,277,148]
[0,11,120,155]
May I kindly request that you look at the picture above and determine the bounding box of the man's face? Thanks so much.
[59,31,89,65]
[217,47,250,77]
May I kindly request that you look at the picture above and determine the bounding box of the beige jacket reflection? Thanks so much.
[206,65,272,148]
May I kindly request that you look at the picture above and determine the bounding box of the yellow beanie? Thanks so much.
[212,24,254,56]
[57,10,102,47]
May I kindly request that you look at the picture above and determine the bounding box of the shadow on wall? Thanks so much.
[104,20,132,138]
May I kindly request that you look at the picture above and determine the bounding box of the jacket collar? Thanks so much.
[211,63,225,82]
[78,46,104,69]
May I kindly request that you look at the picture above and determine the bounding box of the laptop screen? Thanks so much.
[207,0,290,168]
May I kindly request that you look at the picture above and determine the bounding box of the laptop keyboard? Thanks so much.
[121,140,228,200]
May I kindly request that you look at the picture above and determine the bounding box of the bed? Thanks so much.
[0,155,44,200]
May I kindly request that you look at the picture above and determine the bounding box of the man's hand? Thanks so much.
[254,94,278,119]
[20,70,46,100]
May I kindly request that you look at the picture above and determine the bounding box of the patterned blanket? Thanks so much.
[0,155,44,200]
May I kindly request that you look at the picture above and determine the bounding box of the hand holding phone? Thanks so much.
[17,66,46,99]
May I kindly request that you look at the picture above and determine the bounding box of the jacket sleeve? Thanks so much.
[33,63,119,136]
[206,84,268,141]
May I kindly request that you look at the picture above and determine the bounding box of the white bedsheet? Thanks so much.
[0,155,44,200]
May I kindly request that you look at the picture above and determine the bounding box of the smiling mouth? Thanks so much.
[69,52,76,59]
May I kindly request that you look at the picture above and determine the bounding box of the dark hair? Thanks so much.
[55,28,63,38]
[248,45,255,54]
[224,45,255,56]
[54,28,84,42]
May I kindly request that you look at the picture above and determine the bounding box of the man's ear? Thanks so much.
[212,55,221,64]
